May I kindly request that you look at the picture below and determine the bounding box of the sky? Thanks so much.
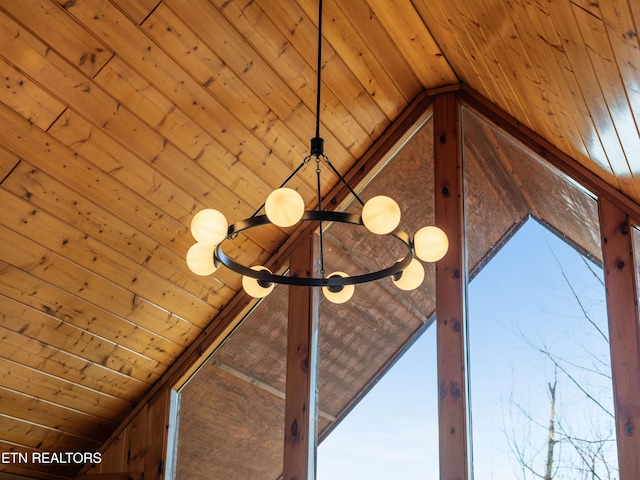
[317,219,617,479]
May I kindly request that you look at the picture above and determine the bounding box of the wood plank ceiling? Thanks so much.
[0,0,639,479]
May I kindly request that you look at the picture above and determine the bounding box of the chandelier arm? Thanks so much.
[321,155,365,206]
[249,156,312,218]
[214,210,414,287]
[315,158,326,276]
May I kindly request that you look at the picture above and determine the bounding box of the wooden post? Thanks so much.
[598,198,640,479]
[434,92,470,479]
[282,232,320,480]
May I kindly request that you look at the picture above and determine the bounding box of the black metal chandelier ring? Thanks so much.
[214,210,414,287]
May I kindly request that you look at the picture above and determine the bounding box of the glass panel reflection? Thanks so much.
[463,108,618,478]
[317,118,439,478]
[175,287,288,479]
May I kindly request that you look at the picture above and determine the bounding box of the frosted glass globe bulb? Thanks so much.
[322,272,355,304]
[361,196,401,235]
[414,226,449,262]
[190,209,228,245]
[392,258,425,291]
[265,188,305,228]
[242,266,275,298]
[186,243,218,276]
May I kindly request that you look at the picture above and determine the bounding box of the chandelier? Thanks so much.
[186,0,449,303]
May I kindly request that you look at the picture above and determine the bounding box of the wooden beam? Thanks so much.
[144,388,171,480]
[434,92,470,479]
[282,232,320,480]
[598,198,640,479]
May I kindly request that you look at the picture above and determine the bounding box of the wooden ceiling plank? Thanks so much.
[0,146,19,184]
[0,99,241,305]
[46,110,278,276]
[156,0,355,192]
[0,385,117,439]
[3,0,302,214]
[296,0,411,116]
[446,0,533,128]
[54,107,259,228]
[573,2,640,197]
[55,0,316,198]
[0,103,194,262]
[574,8,640,190]
[0,321,148,403]
[0,356,134,422]
[209,10,366,190]
[412,0,508,113]
[46,110,274,286]
[213,0,387,139]
[0,57,66,131]
[0,290,162,384]
[47,109,240,228]
[225,0,371,160]
[412,2,482,93]
[0,0,112,78]
[0,414,101,452]
[3,160,231,322]
[144,4,327,191]
[0,188,216,330]
[110,0,160,25]
[510,0,586,162]
[141,4,337,197]
[511,0,616,185]
[467,0,570,154]
[336,0,423,100]
[366,0,458,88]
[94,57,275,210]
[546,0,640,199]
[0,278,180,378]
[599,0,640,135]
[0,269,174,380]
[630,0,640,46]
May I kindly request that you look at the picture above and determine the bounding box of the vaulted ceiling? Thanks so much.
[0,1,639,479]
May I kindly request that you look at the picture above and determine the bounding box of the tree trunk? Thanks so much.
[545,378,558,480]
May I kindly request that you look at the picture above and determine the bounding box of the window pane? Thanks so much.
[318,326,438,478]
[174,287,288,479]
[463,108,618,479]
[317,118,439,478]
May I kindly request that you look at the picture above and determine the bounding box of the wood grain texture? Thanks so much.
[283,233,320,480]
[434,93,470,479]
[0,0,639,478]
[599,199,640,480]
